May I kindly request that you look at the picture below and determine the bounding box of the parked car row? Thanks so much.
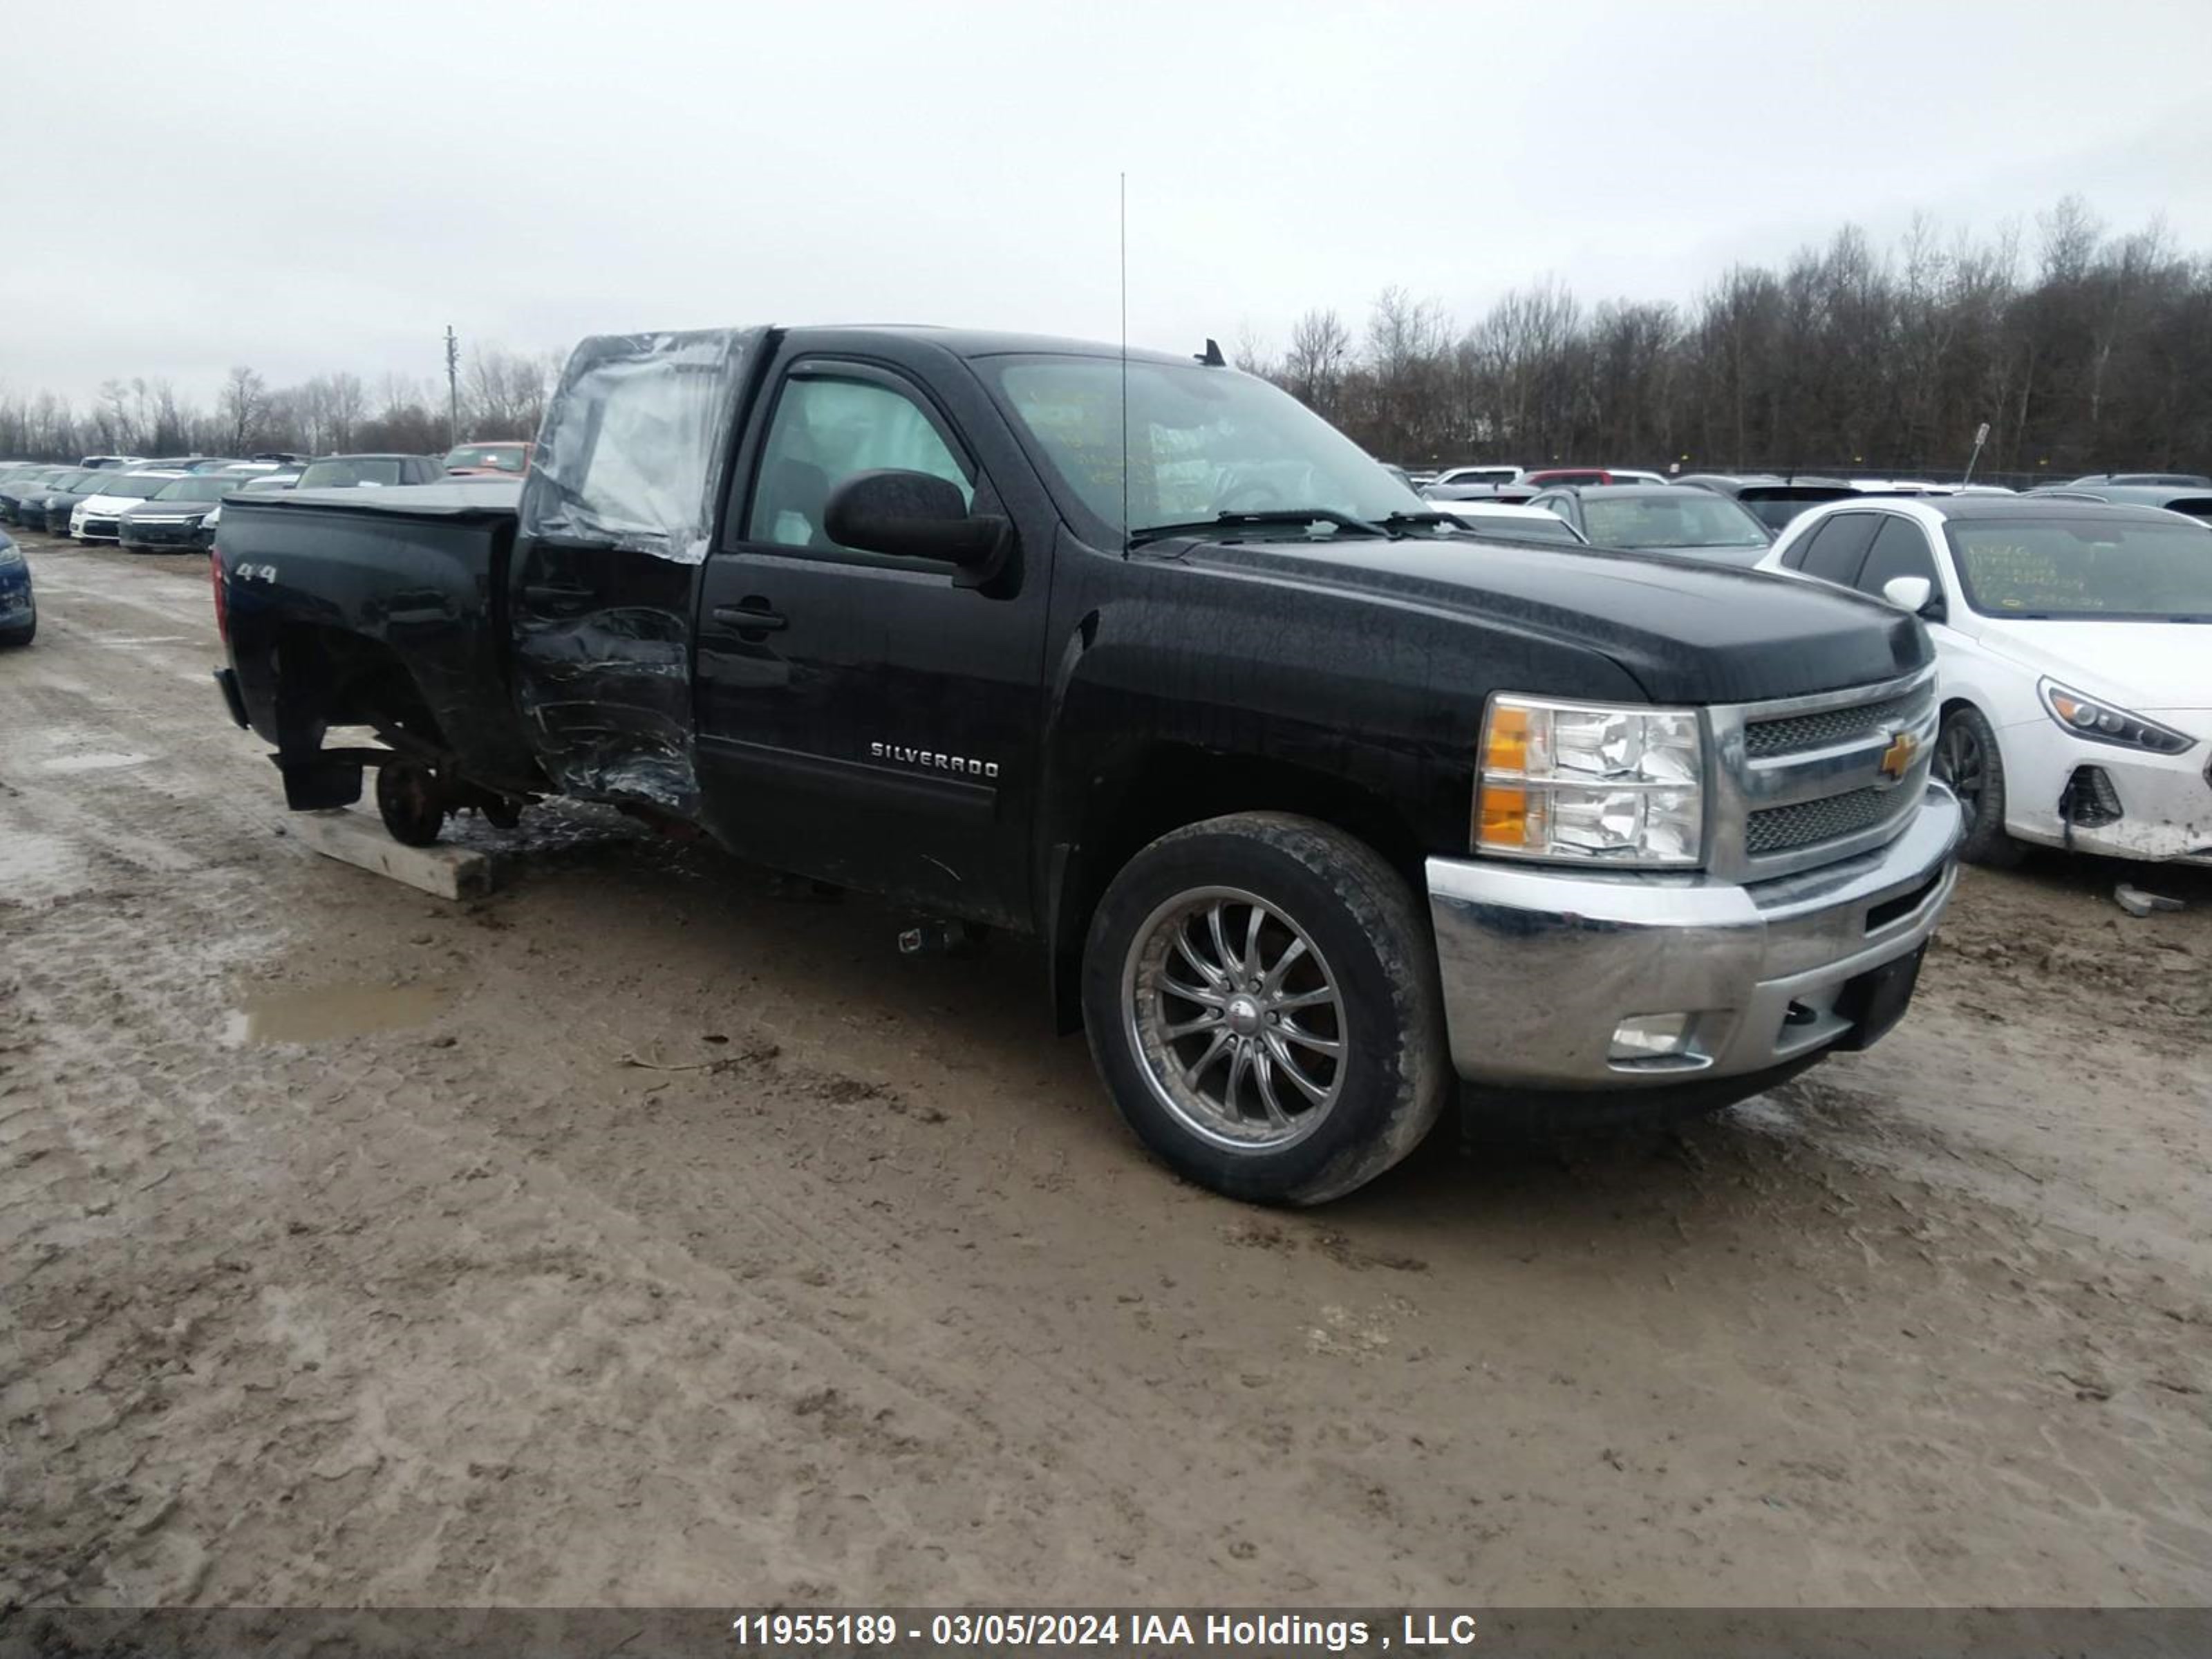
[0,460,290,549]
[0,440,530,550]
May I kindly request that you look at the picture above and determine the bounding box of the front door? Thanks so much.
[694,355,1049,927]
[508,328,765,820]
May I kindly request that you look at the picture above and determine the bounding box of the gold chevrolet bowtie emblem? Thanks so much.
[1879,730,1920,784]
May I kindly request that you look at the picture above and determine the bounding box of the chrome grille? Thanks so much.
[1706,666,1940,882]
[1744,691,1923,759]
[1745,786,1900,854]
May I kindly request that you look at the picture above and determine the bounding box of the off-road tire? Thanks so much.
[1081,812,1451,1206]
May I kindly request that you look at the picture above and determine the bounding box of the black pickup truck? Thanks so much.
[211,326,1962,1204]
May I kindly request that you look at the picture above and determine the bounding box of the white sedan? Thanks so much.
[1754,495,2212,866]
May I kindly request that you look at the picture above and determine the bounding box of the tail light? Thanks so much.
[209,552,228,643]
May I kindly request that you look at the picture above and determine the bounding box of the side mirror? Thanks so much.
[824,469,1007,571]
[1882,575,1938,617]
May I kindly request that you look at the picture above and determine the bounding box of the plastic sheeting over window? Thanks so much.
[521,328,763,566]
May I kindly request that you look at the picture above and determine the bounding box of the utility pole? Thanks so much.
[444,325,460,447]
[1963,419,1991,485]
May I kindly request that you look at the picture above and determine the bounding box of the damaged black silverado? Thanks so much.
[212,326,1962,1203]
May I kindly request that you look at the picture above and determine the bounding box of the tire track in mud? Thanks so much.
[0,555,1396,1604]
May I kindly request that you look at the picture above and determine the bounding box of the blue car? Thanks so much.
[0,526,32,645]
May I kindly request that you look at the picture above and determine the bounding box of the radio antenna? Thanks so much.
[1120,170,1130,558]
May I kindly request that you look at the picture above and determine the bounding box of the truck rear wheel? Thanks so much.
[375,761,448,847]
[1081,812,1450,1206]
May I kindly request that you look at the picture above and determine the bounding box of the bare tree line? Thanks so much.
[1242,198,2212,481]
[6,198,2207,480]
[0,346,565,462]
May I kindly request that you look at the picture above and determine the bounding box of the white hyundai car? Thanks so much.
[1755,495,2211,866]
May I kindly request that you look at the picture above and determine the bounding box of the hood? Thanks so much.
[120,498,216,519]
[77,494,142,514]
[1607,541,1770,567]
[1177,534,1929,704]
[1972,616,2212,713]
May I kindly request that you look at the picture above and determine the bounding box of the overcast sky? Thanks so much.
[6,0,2210,411]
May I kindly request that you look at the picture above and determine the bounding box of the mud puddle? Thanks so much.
[224,980,455,1046]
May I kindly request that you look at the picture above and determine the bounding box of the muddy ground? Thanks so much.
[1,537,2206,1609]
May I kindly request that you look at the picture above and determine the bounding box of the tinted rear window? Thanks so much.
[1792,512,1881,581]
[1737,487,1855,532]
[299,458,405,488]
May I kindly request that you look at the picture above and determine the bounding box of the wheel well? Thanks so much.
[276,624,445,748]
[1047,744,1429,1031]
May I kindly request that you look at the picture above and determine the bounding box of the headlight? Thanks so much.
[0,543,21,568]
[2039,679,2195,756]
[1475,695,1705,866]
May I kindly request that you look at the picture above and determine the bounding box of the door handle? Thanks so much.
[713,601,788,634]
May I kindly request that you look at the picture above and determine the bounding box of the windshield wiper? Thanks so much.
[1126,508,1400,547]
[1376,510,1468,534]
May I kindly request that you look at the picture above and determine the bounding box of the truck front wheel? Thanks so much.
[1081,812,1450,1206]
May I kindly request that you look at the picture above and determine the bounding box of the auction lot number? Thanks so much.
[733,1614,1125,1647]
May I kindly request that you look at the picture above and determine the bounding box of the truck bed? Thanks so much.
[240,479,523,521]
[217,478,539,791]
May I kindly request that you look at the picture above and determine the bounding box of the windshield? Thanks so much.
[1582,493,1768,548]
[151,476,235,503]
[984,356,1423,539]
[444,443,527,471]
[1948,518,2212,620]
[100,475,176,500]
[299,458,404,488]
[50,472,98,492]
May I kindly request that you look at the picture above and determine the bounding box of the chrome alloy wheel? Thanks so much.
[1121,885,1347,1152]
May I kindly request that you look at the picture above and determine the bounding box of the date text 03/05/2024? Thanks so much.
[727,1611,1482,1651]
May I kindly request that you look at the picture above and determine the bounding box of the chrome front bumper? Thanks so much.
[1426,782,1963,1089]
